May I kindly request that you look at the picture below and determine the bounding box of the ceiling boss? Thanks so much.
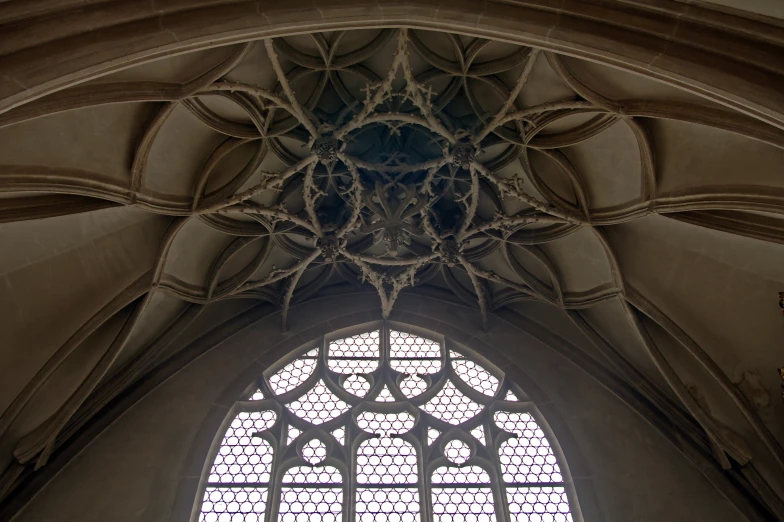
[201,28,589,330]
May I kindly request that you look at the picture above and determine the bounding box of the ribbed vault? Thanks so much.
[0,1,783,520]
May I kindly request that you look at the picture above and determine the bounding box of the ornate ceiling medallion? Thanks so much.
[203,29,593,329]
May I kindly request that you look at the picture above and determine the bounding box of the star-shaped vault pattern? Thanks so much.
[1,25,783,518]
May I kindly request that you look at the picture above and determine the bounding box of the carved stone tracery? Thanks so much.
[1,19,784,520]
[184,29,607,325]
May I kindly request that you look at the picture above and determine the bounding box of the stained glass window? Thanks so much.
[195,325,576,522]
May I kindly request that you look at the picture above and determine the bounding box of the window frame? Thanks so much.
[191,320,583,522]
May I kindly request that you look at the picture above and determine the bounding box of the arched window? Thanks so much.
[195,325,577,522]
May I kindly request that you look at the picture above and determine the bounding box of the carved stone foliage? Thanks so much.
[149,29,626,329]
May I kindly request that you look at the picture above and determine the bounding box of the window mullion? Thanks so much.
[264,424,285,522]
[345,428,356,522]
[197,327,577,522]
[421,451,433,522]
[344,329,357,522]
[490,428,512,522]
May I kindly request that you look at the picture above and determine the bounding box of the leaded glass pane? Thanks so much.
[356,433,420,522]
[200,488,268,522]
[286,380,349,424]
[357,411,415,435]
[357,436,418,483]
[331,427,345,445]
[269,354,317,394]
[286,426,301,445]
[375,385,395,402]
[356,488,420,522]
[451,352,499,396]
[280,463,343,522]
[209,411,276,483]
[431,488,496,522]
[400,375,428,397]
[506,487,572,522]
[471,426,486,445]
[283,465,342,484]
[432,465,495,522]
[328,331,380,373]
[343,374,371,397]
[301,439,327,465]
[390,330,441,374]
[278,488,342,522]
[495,412,562,483]
[422,381,483,425]
[196,327,576,522]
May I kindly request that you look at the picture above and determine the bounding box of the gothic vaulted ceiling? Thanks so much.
[0,0,783,519]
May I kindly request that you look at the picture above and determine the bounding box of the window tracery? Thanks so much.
[196,326,576,522]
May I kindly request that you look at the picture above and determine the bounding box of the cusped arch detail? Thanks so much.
[181,320,594,522]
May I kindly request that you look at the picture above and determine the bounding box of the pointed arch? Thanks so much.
[191,323,584,522]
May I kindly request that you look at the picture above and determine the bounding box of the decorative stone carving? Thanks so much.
[450,141,477,170]
[313,136,340,164]
[318,234,343,263]
[2,21,784,517]
[438,238,461,267]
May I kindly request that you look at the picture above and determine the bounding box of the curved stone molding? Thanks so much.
[0,3,783,521]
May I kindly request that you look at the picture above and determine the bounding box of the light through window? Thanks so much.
[196,326,576,522]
